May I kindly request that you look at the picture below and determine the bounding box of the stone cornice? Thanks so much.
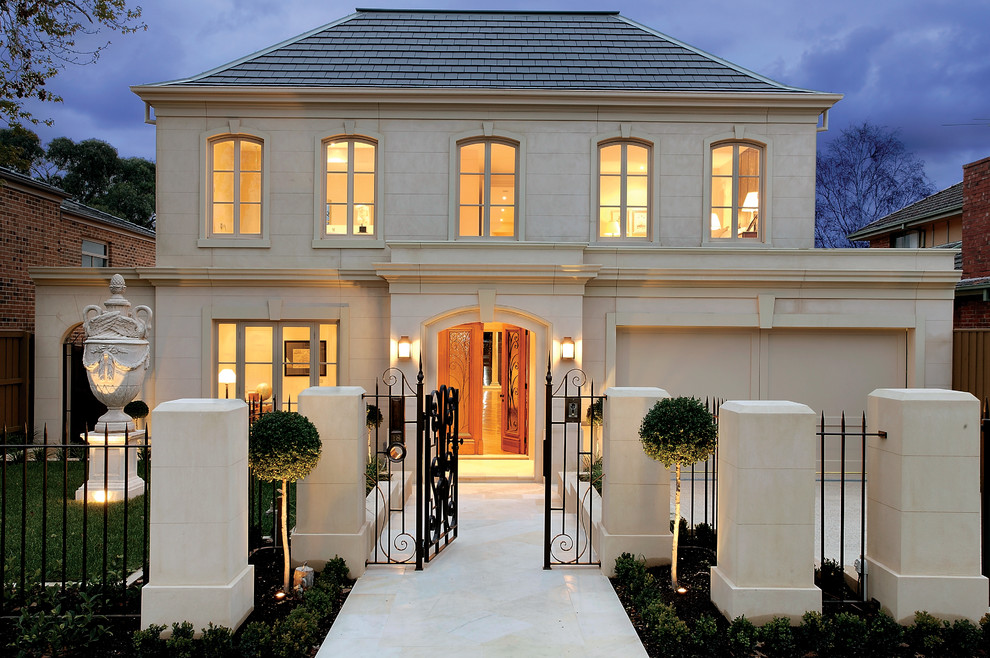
[374,263,602,287]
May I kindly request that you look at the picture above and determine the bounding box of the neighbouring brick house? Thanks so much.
[848,155,990,398]
[0,166,155,430]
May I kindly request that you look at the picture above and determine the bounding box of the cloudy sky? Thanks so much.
[22,0,990,190]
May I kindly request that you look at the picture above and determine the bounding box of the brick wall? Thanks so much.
[868,235,891,248]
[0,179,155,332]
[954,297,990,329]
[962,156,990,279]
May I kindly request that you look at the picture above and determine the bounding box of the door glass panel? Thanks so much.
[281,326,312,407]
[318,324,337,387]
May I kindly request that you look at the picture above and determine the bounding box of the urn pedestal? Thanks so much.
[74,430,147,503]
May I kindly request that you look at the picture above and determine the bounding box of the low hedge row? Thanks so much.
[614,552,990,657]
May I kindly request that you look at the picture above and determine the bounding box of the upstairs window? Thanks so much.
[81,239,107,267]
[458,139,517,238]
[324,138,376,237]
[209,136,262,237]
[598,141,650,239]
[710,143,762,240]
[893,231,923,248]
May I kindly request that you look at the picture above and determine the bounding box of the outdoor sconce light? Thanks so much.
[387,396,406,462]
[561,337,575,360]
[397,335,411,359]
[218,368,236,398]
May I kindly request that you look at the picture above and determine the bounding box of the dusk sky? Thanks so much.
[21,0,990,191]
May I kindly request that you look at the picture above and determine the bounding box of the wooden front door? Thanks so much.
[500,326,528,454]
[439,323,482,455]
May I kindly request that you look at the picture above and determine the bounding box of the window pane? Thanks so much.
[460,143,485,174]
[627,208,648,237]
[218,323,236,363]
[244,326,273,402]
[739,146,760,176]
[710,211,728,239]
[326,173,347,203]
[738,178,759,210]
[354,204,373,234]
[81,239,106,255]
[627,145,649,174]
[600,208,621,237]
[239,204,261,234]
[319,323,337,388]
[711,177,732,207]
[459,206,482,236]
[490,143,515,174]
[353,142,375,172]
[326,142,348,172]
[240,141,262,171]
[460,173,483,205]
[599,144,621,175]
[712,145,733,176]
[213,172,234,203]
[491,175,514,205]
[627,175,648,207]
[240,172,261,203]
[599,175,621,207]
[213,140,234,171]
[354,173,375,204]
[491,206,514,236]
[213,204,233,234]
[326,204,347,234]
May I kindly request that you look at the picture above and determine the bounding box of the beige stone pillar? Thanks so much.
[142,399,253,633]
[710,401,821,624]
[599,387,671,576]
[866,388,988,623]
[291,387,371,578]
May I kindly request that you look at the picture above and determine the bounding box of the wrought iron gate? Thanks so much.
[365,365,460,570]
[544,364,603,568]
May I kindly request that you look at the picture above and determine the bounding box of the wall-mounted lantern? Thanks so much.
[218,368,236,398]
[397,335,411,360]
[561,337,575,360]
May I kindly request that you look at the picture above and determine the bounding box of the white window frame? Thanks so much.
[448,126,526,240]
[703,131,772,246]
[312,129,385,248]
[81,239,108,267]
[595,138,654,242]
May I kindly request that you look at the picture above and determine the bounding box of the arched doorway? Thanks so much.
[439,322,530,460]
[62,325,102,442]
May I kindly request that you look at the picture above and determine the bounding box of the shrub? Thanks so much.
[692,522,715,550]
[365,455,389,494]
[757,617,795,658]
[237,621,274,658]
[944,618,982,657]
[866,610,904,657]
[794,610,829,656]
[613,552,647,592]
[124,399,150,420]
[132,623,168,658]
[165,621,197,658]
[9,590,111,658]
[318,556,350,587]
[817,557,846,596]
[691,614,722,656]
[906,611,945,656]
[274,607,321,658]
[640,600,690,657]
[981,612,990,654]
[366,404,383,429]
[633,572,661,612]
[829,612,868,657]
[201,623,236,658]
[727,615,758,656]
[303,586,338,622]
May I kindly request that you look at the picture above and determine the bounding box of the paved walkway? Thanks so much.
[317,482,647,657]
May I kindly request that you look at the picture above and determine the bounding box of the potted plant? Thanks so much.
[639,396,717,589]
[249,410,322,594]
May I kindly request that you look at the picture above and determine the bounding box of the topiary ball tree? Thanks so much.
[249,410,322,593]
[639,396,717,589]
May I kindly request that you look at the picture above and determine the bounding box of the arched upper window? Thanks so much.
[457,139,517,238]
[323,137,377,237]
[598,140,650,239]
[208,136,263,237]
[710,142,763,240]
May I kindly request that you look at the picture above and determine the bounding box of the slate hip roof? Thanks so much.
[156,9,818,93]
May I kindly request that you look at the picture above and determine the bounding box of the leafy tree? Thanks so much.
[0,1,144,127]
[640,396,717,588]
[0,123,43,173]
[249,410,322,593]
[816,122,936,248]
[44,136,155,225]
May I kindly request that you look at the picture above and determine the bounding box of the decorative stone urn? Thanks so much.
[75,274,152,502]
[82,274,153,433]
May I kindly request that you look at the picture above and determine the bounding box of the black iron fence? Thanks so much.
[246,395,296,557]
[0,424,150,617]
[678,398,721,549]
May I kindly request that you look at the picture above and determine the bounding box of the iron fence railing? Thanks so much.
[0,424,150,617]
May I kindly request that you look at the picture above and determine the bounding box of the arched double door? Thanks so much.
[438,322,528,456]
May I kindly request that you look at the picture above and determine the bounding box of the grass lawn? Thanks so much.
[1,458,148,586]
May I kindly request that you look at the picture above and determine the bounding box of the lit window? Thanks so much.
[599,141,650,239]
[710,143,762,240]
[216,322,338,408]
[324,138,376,237]
[81,240,107,267]
[458,139,517,238]
[209,136,262,236]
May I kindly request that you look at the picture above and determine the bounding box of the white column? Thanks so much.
[866,388,988,623]
[599,387,671,576]
[710,400,821,624]
[141,399,253,634]
[291,387,371,578]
